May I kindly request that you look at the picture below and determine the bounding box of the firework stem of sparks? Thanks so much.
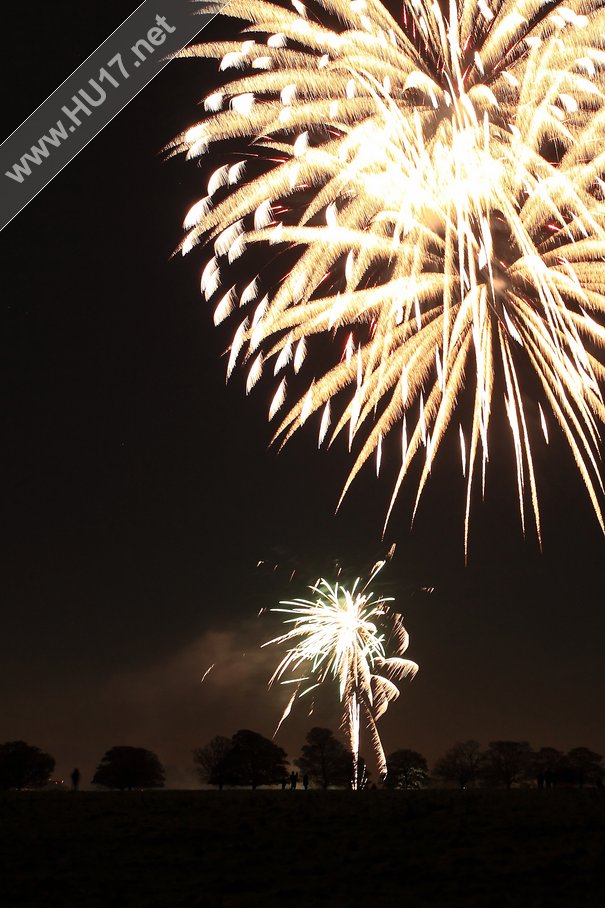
[263,562,418,786]
[174,0,605,555]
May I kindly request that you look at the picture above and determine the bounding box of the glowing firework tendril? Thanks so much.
[263,563,418,786]
[174,0,605,552]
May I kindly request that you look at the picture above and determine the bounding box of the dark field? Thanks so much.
[1,789,605,907]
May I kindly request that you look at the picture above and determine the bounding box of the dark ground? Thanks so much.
[1,789,604,906]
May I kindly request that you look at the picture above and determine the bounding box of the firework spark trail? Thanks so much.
[174,0,605,553]
[201,663,215,683]
[262,562,418,785]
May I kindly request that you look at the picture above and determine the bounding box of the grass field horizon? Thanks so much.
[2,788,604,906]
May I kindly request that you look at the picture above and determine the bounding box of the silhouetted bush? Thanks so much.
[434,741,484,789]
[430,742,605,790]
[92,746,165,790]
[194,730,288,789]
[295,727,351,789]
[0,741,55,791]
[384,749,428,789]
[481,741,532,788]
[565,747,604,787]
[193,736,233,789]
[527,747,565,788]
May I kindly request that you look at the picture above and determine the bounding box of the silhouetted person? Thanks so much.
[302,773,309,790]
[281,776,287,790]
[537,772,545,789]
[290,771,298,790]
[71,768,81,791]
[545,770,555,789]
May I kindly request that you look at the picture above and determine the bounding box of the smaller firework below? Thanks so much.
[263,562,418,787]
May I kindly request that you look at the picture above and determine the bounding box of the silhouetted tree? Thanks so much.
[433,740,484,789]
[482,741,531,788]
[193,736,233,789]
[0,741,55,791]
[384,749,429,789]
[295,727,351,789]
[565,747,604,787]
[222,730,288,789]
[527,747,565,788]
[92,746,165,790]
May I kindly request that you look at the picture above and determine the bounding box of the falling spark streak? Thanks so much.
[263,564,418,785]
[274,689,297,736]
[460,424,467,477]
[176,0,605,553]
[201,664,215,683]
[539,403,549,444]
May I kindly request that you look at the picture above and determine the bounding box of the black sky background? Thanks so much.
[2,1,605,787]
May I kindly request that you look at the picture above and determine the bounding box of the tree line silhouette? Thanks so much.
[1,733,603,791]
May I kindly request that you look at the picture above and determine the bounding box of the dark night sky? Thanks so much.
[2,1,605,787]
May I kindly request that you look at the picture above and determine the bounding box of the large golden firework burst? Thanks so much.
[173,0,605,552]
